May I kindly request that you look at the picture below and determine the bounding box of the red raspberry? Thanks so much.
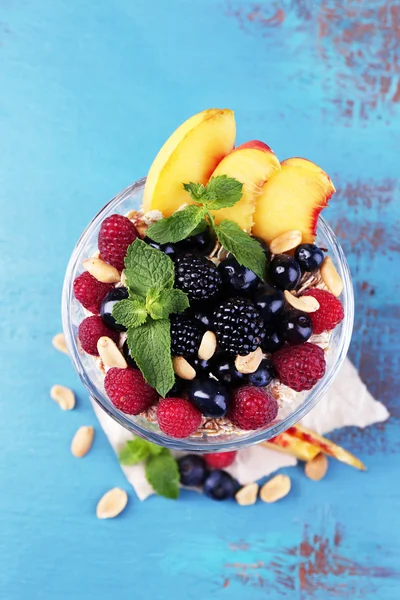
[272,342,326,392]
[157,398,202,438]
[78,316,119,355]
[303,288,344,334]
[104,367,158,415]
[73,271,114,314]
[230,387,278,431]
[98,214,139,271]
[204,451,237,469]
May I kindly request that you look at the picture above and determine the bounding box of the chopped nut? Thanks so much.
[50,385,76,411]
[82,257,120,283]
[136,222,148,238]
[235,483,259,506]
[71,426,95,458]
[173,356,196,380]
[97,336,128,369]
[198,331,217,360]
[305,453,328,481]
[125,210,138,220]
[260,474,291,503]
[52,333,68,355]
[284,290,320,313]
[96,488,128,519]
[320,256,343,297]
[270,230,302,255]
[235,347,263,374]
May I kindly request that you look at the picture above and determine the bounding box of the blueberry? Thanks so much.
[295,244,324,272]
[252,236,271,261]
[178,455,208,486]
[122,340,138,368]
[203,470,238,501]
[143,236,178,260]
[166,376,187,398]
[268,255,301,290]
[247,358,275,387]
[176,227,216,256]
[279,310,313,344]
[253,284,285,326]
[218,256,259,297]
[187,357,212,377]
[210,355,247,388]
[100,287,129,331]
[187,378,230,417]
[261,329,285,353]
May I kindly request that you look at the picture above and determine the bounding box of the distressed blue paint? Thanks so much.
[0,0,399,598]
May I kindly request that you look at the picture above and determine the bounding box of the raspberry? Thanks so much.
[230,387,278,430]
[170,314,203,357]
[78,316,119,355]
[272,342,326,392]
[303,288,344,334]
[213,297,265,355]
[73,271,114,314]
[104,367,158,415]
[157,397,202,438]
[204,451,237,469]
[175,256,221,303]
[98,214,139,271]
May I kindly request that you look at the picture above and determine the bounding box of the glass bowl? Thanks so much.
[62,178,354,451]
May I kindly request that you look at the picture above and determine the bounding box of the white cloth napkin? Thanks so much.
[91,357,389,500]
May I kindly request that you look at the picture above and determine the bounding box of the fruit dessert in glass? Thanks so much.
[63,109,353,451]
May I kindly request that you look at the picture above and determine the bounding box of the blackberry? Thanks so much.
[175,256,221,303]
[212,297,265,356]
[170,315,203,358]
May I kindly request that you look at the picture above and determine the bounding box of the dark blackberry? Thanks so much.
[174,256,221,303]
[212,297,265,356]
[170,315,203,358]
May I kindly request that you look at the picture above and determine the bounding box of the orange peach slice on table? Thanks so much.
[208,141,280,232]
[252,157,336,244]
[287,425,366,471]
[262,432,320,462]
[142,109,236,217]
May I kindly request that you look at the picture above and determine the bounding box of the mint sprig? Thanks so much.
[118,438,164,466]
[118,438,180,500]
[112,239,189,397]
[147,175,267,279]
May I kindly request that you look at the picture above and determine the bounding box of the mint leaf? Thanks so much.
[147,288,189,320]
[145,452,180,499]
[118,438,164,465]
[112,297,147,329]
[188,219,207,237]
[203,175,243,210]
[147,205,205,244]
[126,319,174,397]
[124,239,174,298]
[215,220,267,280]
[182,182,207,201]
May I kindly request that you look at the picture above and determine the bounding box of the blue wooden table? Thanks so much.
[1,1,399,598]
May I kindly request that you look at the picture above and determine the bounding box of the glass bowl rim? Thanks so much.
[62,178,354,452]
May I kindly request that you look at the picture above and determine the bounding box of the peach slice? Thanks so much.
[262,432,320,462]
[252,158,336,244]
[287,425,366,471]
[209,141,280,231]
[142,109,236,216]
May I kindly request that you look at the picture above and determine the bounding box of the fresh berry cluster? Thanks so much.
[178,452,239,501]
[73,211,345,439]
